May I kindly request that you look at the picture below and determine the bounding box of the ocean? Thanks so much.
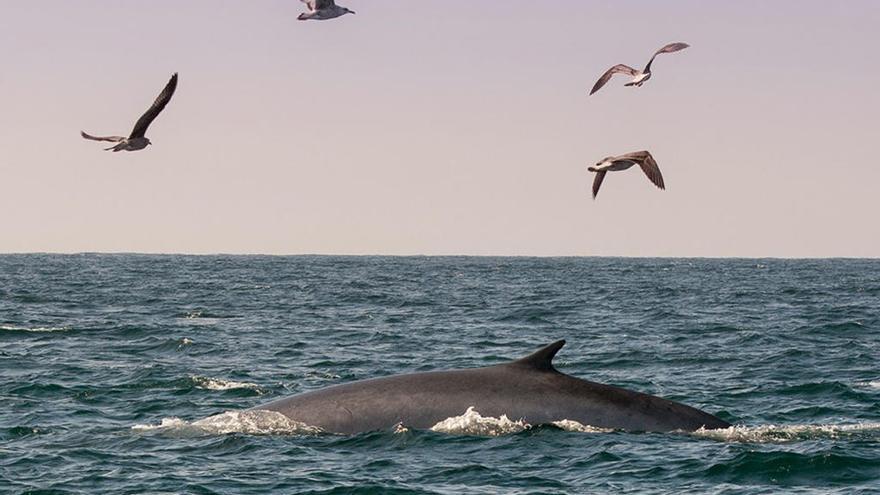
[1,255,878,494]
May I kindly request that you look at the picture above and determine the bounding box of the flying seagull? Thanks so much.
[298,0,355,20]
[81,73,178,152]
[588,151,665,199]
[589,42,689,95]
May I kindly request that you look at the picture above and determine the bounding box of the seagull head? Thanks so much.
[145,138,153,146]
[588,158,612,172]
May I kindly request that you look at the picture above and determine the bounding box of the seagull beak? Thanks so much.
[349,9,356,14]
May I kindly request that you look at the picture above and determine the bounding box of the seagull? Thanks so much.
[589,42,689,95]
[588,151,665,199]
[298,0,355,20]
[81,73,178,152]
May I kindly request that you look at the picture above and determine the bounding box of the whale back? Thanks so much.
[253,339,731,434]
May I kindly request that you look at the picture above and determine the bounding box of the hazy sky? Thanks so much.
[2,1,878,257]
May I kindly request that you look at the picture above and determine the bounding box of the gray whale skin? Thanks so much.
[253,340,730,434]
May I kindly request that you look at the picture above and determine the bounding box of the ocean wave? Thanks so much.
[0,324,70,333]
[190,375,263,393]
[231,284,272,291]
[305,370,342,380]
[853,380,880,390]
[429,407,610,436]
[182,310,206,319]
[693,422,880,443]
[2,426,50,439]
[132,410,322,436]
[179,310,236,321]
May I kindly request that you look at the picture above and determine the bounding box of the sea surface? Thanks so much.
[1,255,879,494]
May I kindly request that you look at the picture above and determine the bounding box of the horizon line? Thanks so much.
[1,251,878,261]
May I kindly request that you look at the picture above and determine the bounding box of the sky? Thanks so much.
[1,0,879,257]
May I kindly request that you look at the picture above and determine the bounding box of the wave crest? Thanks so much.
[551,419,613,433]
[132,410,322,436]
[694,422,880,443]
[190,375,263,393]
[854,380,880,390]
[0,325,70,333]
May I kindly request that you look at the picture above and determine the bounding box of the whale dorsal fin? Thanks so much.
[511,339,565,372]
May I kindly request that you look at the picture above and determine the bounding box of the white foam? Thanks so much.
[132,410,322,436]
[0,325,70,333]
[132,417,191,432]
[551,419,613,433]
[180,310,224,326]
[854,380,880,390]
[306,371,342,380]
[693,422,880,443]
[431,407,529,436]
[191,375,263,393]
[428,407,612,436]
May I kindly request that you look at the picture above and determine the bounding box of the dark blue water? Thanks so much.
[2,255,879,494]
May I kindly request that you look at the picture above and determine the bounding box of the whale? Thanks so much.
[253,340,731,434]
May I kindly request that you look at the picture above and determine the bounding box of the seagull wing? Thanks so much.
[302,0,335,10]
[591,170,607,199]
[654,42,690,56]
[620,151,665,190]
[81,131,126,142]
[589,64,637,95]
[129,73,178,139]
[643,42,689,72]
